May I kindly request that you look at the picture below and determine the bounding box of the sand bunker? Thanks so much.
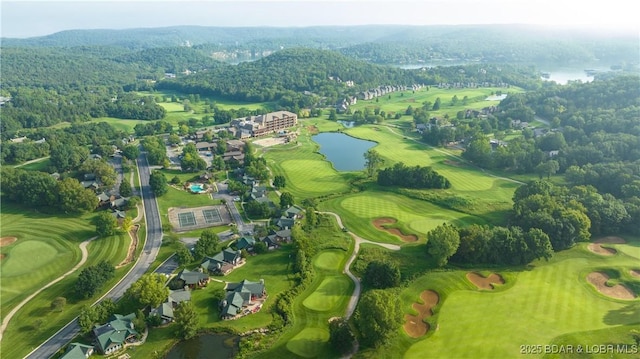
[403,290,439,338]
[0,237,17,247]
[587,237,625,256]
[587,272,636,300]
[466,272,505,290]
[373,218,418,242]
[587,243,617,256]
[630,270,640,278]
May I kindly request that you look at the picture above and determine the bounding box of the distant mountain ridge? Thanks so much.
[3,25,637,67]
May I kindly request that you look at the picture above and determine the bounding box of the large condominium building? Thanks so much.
[230,111,297,138]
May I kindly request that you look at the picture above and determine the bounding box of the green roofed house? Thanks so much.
[275,216,295,230]
[235,236,255,251]
[201,247,243,275]
[150,289,192,323]
[176,268,210,289]
[220,279,267,320]
[92,313,138,355]
[283,205,304,219]
[59,342,94,359]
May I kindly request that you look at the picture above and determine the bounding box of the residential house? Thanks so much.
[201,248,243,275]
[110,196,129,210]
[283,205,304,219]
[59,343,94,359]
[275,216,295,230]
[220,279,266,319]
[260,234,279,249]
[235,236,256,251]
[92,313,138,355]
[175,268,210,289]
[195,141,217,152]
[275,229,292,242]
[150,289,191,323]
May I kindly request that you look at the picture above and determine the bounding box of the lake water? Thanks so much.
[312,132,376,171]
[164,333,239,359]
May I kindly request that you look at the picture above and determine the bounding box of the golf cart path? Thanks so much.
[318,211,400,318]
[0,236,97,341]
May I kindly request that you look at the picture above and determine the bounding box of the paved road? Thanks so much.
[212,181,253,234]
[24,151,164,359]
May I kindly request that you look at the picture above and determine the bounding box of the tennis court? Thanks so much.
[203,208,222,224]
[168,205,233,232]
[178,212,197,228]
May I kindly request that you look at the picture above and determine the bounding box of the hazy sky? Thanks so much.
[2,0,639,38]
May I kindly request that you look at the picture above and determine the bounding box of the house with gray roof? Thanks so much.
[201,248,243,275]
[175,268,210,289]
[220,279,266,319]
[92,313,138,355]
[150,289,192,323]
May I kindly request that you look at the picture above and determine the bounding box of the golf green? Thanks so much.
[313,250,345,271]
[302,276,352,312]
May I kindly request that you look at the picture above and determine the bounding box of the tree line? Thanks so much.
[377,162,451,189]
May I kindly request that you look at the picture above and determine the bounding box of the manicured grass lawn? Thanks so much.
[320,190,486,244]
[254,220,354,359]
[0,204,92,319]
[0,204,133,359]
[264,134,353,200]
[93,117,147,133]
[364,237,640,359]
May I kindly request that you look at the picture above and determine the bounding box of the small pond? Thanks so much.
[164,333,239,359]
[312,132,376,171]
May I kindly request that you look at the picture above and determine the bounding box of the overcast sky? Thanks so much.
[2,0,639,38]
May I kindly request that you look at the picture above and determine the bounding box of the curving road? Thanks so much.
[318,211,400,318]
[24,151,164,359]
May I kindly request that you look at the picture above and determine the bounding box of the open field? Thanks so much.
[363,237,640,359]
[0,204,133,358]
[156,186,221,229]
[349,87,522,118]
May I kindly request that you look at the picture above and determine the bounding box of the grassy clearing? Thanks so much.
[14,157,51,172]
[349,87,522,119]
[0,204,133,358]
[362,237,640,359]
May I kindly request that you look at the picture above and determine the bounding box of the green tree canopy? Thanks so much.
[426,223,460,267]
[127,273,169,308]
[354,289,402,348]
[149,170,168,197]
[174,301,199,340]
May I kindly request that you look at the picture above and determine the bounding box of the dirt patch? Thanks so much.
[587,272,636,300]
[253,137,288,148]
[117,225,139,268]
[587,243,617,256]
[466,272,505,290]
[594,236,626,244]
[306,125,319,134]
[372,218,418,242]
[0,253,5,261]
[0,237,17,247]
[630,269,640,278]
[403,290,439,338]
